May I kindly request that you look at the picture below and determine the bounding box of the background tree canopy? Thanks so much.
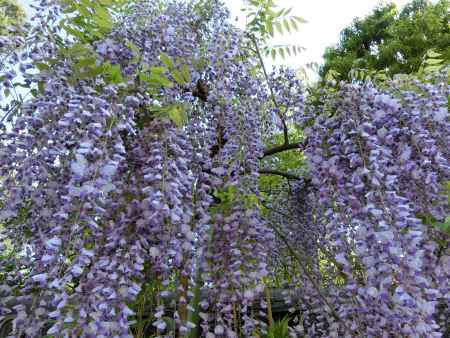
[320,0,450,82]
[0,0,26,35]
[0,0,27,70]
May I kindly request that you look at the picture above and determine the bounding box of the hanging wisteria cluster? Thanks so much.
[298,81,450,337]
[0,0,274,336]
[0,0,449,337]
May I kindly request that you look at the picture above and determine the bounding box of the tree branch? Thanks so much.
[261,140,306,158]
[258,169,302,180]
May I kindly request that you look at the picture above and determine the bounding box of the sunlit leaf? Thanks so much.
[275,21,283,35]
[34,62,51,71]
[283,19,291,34]
[271,48,276,60]
[171,69,185,85]
[426,50,442,58]
[424,58,443,65]
[150,66,167,75]
[160,52,174,69]
[180,64,191,83]
[266,20,274,37]
[279,47,285,59]
[290,18,298,31]
[167,104,187,127]
[293,16,307,23]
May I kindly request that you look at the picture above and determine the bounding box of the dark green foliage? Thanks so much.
[320,0,450,82]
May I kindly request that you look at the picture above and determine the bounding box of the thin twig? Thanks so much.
[259,197,355,334]
[248,34,309,160]
[262,214,353,334]
[248,33,289,145]
[261,140,306,158]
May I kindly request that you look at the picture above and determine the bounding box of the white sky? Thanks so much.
[223,0,412,78]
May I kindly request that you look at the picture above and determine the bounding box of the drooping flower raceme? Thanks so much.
[0,0,274,337]
[301,82,450,337]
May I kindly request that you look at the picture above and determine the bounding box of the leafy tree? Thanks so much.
[320,0,450,81]
[0,0,25,35]
[0,0,27,59]
[243,0,307,60]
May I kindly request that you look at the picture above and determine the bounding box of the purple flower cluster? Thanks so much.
[301,82,450,337]
[266,66,305,134]
[0,1,274,337]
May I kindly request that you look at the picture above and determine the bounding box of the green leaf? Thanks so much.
[274,21,283,35]
[283,7,292,16]
[180,65,192,83]
[93,5,113,30]
[266,20,274,37]
[424,58,443,65]
[76,4,91,17]
[375,72,387,81]
[171,69,185,86]
[426,50,442,58]
[139,67,173,88]
[283,19,291,34]
[160,52,174,69]
[424,65,443,73]
[34,62,51,71]
[275,8,284,17]
[61,3,77,13]
[74,56,97,69]
[293,16,307,23]
[278,47,285,59]
[271,48,276,60]
[167,104,187,128]
[295,45,304,54]
[38,81,45,94]
[290,18,299,31]
[433,216,450,234]
[150,66,167,75]
[71,14,86,27]
[62,43,92,58]
[106,64,123,83]
[151,74,173,88]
